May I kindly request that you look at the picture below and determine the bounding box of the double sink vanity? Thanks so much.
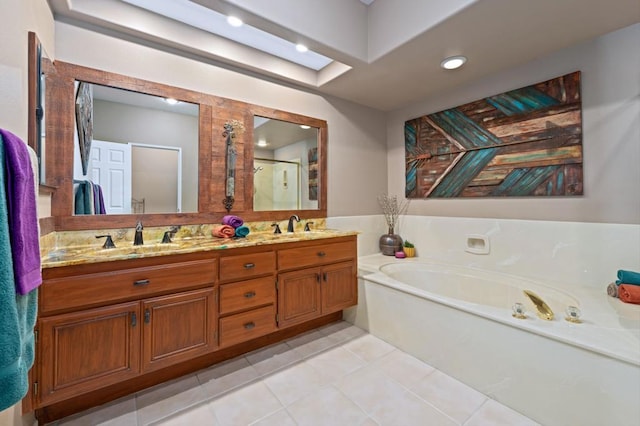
[26,33,357,423]
[35,225,357,422]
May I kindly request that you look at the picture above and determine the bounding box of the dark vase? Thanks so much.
[379,226,403,256]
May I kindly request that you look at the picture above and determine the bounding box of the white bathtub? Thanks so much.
[350,255,640,426]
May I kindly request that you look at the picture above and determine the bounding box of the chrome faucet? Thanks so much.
[287,215,300,232]
[134,221,144,246]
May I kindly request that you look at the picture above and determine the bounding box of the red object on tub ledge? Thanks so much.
[618,284,640,304]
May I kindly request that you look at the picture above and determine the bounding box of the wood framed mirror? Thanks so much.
[43,61,327,231]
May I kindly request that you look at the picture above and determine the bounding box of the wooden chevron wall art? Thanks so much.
[405,71,583,198]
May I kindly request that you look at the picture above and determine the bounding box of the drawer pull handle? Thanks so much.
[134,279,150,287]
[243,322,255,330]
[317,251,326,257]
[244,291,256,298]
[244,263,256,269]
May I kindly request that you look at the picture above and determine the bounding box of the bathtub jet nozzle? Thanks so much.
[523,290,554,321]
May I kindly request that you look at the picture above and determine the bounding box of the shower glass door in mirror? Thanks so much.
[72,83,199,215]
[253,116,319,211]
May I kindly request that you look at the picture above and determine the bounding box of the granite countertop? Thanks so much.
[41,229,358,268]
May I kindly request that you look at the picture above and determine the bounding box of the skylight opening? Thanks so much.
[122,0,333,71]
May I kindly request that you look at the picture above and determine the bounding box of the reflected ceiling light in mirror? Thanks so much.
[440,55,467,70]
[300,125,311,129]
[122,0,333,71]
[295,44,308,53]
[227,16,243,27]
[257,139,268,147]
[164,97,179,105]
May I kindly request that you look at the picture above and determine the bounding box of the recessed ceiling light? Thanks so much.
[257,140,268,147]
[226,16,243,27]
[123,0,333,71]
[300,125,311,129]
[164,98,179,105]
[440,55,467,70]
[296,44,309,53]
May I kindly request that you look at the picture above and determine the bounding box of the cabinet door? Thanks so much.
[142,288,216,372]
[321,261,357,314]
[277,267,322,328]
[38,302,140,406]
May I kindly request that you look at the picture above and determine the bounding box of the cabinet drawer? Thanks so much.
[219,251,275,282]
[219,276,275,315]
[219,305,276,347]
[40,259,216,314]
[278,241,355,271]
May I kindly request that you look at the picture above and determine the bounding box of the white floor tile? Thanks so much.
[249,409,297,426]
[149,402,219,426]
[464,399,541,426]
[286,329,341,358]
[287,385,368,426]
[336,366,408,414]
[343,334,396,362]
[245,342,303,376]
[263,361,328,406]
[372,349,435,388]
[197,356,259,398]
[210,381,283,426]
[305,346,367,383]
[136,375,205,425]
[410,370,487,424]
[370,390,458,426]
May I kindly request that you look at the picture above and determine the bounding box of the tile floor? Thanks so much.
[51,321,539,426]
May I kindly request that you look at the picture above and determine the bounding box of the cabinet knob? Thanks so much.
[317,251,326,257]
[244,291,256,298]
[244,263,256,269]
[133,279,150,287]
[243,322,255,330]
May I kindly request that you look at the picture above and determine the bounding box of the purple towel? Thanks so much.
[0,129,42,295]
[93,183,106,214]
[222,215,243,229]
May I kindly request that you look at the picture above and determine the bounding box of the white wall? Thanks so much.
[386,23,640,224]
[54,21,389,218]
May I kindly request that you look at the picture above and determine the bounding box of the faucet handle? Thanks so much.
[304,221,314,232]
[272,223,282,234]
[161,231,173,244]
[96,234,116,249]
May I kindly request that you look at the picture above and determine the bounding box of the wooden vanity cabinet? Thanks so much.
[38,301,141,405]
[32,236,356,423]
[218,249,277,347]
[35,253,217,407]
[277,238,357,328]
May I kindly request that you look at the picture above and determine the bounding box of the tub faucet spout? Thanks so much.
[523,290,554,320]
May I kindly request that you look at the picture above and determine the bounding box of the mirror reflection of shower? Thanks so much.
[253,157,300,210]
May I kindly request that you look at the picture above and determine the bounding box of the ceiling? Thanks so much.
[48,0,639,111]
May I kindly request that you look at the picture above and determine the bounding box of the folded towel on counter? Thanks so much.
[616,270,640,286]
[212,224,235,238]
[607,282,618,298]
[234,225,250,238]
[222,215,244,228]
[618,284,640,304]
